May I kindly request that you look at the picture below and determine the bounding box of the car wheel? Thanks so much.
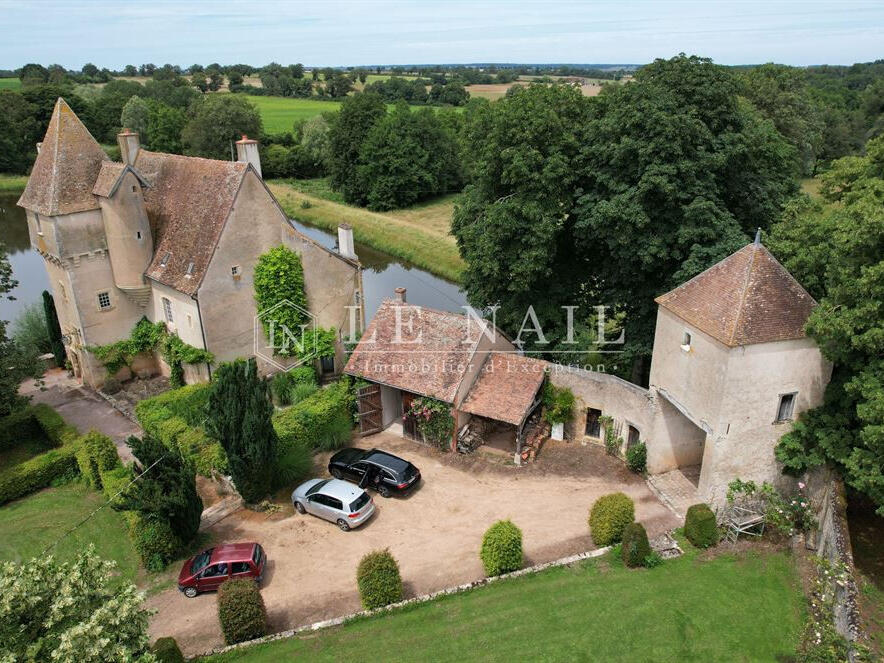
[336,518,351,532]
[294,501,306,514]
[331,468,343,479]
[378,485,391,498]
[184,586,198,598]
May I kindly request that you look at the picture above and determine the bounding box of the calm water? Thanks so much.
[0,192,466,326]
[0,193,49,324]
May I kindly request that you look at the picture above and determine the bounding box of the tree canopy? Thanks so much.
[181,94,263,160]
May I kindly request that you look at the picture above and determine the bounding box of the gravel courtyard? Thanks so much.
[148,433,680,657]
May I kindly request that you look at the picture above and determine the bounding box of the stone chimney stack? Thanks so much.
[117,129,140,165]
[394,287,406,303]
[235,135,262,178]
[337,224,356,260]
[36,142,42,154]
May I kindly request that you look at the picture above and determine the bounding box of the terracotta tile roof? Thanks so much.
[655,242,816,347]
[18,98,109,216]
[134,149,248,296]
[92,162,150,198]
[345,300,487,402]
[460,353,547,426]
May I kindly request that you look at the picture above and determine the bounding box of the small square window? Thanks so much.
[776,393,796,422]
[231,265,241,276]
[681,331,692,352]
[97,292,111,310]
[131,185,137,193]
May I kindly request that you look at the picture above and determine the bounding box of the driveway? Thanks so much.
[148,432,679,656]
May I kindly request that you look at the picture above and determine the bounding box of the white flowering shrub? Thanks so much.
[0,546,155,662]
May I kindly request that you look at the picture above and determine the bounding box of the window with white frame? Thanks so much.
[97,291,111,310]
[162,297,174,323]
[776,393,797,422]
[231,265,241,278]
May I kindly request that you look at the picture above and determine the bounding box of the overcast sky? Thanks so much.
[1,0,882,69]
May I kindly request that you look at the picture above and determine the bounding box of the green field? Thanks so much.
[0,482,140,584]
[207,544,805,662]
[0,78,21,90]
[246,96,343,133]
[0,174,28,193]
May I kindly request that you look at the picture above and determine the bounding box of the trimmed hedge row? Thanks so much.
[272,380,354,453]
[75,430,120,489]
[0,405,81,505]
[218,578,268,645]
[136,385,227,477]
[0,407,44,451]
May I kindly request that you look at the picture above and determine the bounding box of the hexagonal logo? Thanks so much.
[254,299,318,371]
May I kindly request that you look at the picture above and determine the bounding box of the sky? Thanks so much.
[1,0,882,69]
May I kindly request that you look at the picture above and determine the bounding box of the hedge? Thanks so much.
[0,405,81,506]
[218,578,268,645]
[151,637,185,663]
[621,522,651,568]
[130,514,180,572]
[625,442,647,474]
[75,431,120,489]
[357,549,403,609]
[589,492,635,546]
[272,380,354,453]
[271,366,316,405]
[136,386,226,477]
[480,520,523,576]
[0,408,43,451]
[685,503,719,548]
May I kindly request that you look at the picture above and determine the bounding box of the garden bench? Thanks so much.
[724,505,765,543]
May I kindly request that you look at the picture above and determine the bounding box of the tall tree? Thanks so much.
[120,95,150,139]
[42,291,66,367]
[181,94,263,159]
[327,92,386,204]
[115,435,203,544]
[0,91,39,173]
[205,359,277,502]
[770,136,884,514]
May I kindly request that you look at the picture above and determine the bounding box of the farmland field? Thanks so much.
[246,95,343,132]
[0,77,21,90]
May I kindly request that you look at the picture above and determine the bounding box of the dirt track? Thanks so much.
[147,434,679,656]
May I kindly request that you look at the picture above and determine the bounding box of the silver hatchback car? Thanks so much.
[291,478,375,531]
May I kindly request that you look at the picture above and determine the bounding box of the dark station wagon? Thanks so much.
[328,448,421,497]
[178,542,266,598]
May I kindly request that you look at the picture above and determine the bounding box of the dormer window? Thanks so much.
[681,331,692,352]
[160,252,171,267]
[185,262,194,278]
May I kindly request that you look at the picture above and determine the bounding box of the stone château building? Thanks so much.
[18,98,361,387]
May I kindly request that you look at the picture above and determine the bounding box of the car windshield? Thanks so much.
[190,549,213,575]
[306,479,330,496]
[350,492,370,512]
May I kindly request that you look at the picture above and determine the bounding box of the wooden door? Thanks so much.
[401,392,419,441]
[357,384,383,436]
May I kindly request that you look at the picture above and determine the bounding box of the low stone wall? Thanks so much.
[806,467,864,656]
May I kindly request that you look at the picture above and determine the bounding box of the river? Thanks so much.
[0,192,466,326]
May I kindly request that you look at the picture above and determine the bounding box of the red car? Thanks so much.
[178,542,266,598]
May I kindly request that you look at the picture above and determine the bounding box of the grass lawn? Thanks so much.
[0,482,140,585]
[268,178,464,282]
[246,96,343,133]
[0,173,28,193]
[0,78,21,90]
[207,545,805,662]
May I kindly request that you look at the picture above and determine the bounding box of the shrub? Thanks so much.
[0,447,78,505]
[135,383,211,430]
[0,408,43,451]
[589,492,635,546]
[625,442,647,474]
[75,430,120,489]
[142,414,226,477]
[218,578,268,645]
[130,515,180,572]
[99,465,134,505]
[356,549,404,609]
[272,380,353,452]
[644,551,664,568]
[274,439,312,489]
[151,637,185,663]
[621,522,651,568]
[271,367,317,406]
[480,520,523,576]
[684,503,719,548]
[290,382,318,405]
[542,381,575,425]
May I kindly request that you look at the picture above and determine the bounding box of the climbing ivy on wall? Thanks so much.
[88,317,213,386]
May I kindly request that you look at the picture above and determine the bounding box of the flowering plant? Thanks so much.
[726,478,817,536]
[405,397,454,450]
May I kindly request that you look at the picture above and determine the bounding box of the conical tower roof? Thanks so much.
[18,98,109,217]
[655,240,816,347]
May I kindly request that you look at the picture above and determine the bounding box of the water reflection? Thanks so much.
[0,194,49,323]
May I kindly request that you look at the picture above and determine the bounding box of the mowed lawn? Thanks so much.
[0,77,21,90]
[207,546,805,663]
[0,482,140,584]
[268,178,464,282]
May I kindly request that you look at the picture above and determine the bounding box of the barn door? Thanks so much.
[357,384,383,436]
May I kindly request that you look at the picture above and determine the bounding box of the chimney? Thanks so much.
[117,128,140,165]
[394,287,406,303]
[235,135,262,178]
[337,224,356,260]
[36,142,42,154]
[754,227,762,246]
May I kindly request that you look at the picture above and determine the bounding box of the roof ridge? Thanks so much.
[727,243,760,345]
